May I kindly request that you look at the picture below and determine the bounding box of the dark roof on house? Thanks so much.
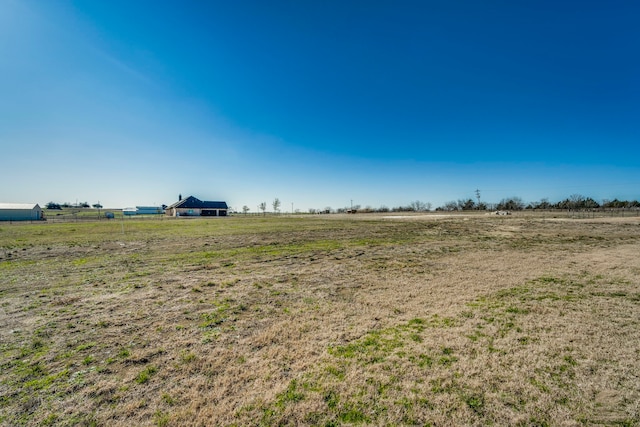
[167,196,228,210]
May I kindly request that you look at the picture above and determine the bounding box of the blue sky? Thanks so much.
[1,0,638,211]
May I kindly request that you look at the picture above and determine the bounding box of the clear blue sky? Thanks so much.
[1,0,638,211]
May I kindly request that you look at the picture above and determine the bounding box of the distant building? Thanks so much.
[122,206,164,216]
[0,203,44,221]
[136,206,164,215]
[165,195,228,217]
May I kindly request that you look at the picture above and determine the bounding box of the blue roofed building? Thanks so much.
[165,195,228,217]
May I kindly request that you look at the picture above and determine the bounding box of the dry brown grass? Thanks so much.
[1,214,639,426]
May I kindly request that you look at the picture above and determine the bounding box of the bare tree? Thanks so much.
[258,202,266,216]
[457,199,475,211]
[409,200,428,211]
[537,198,551,209]
[272,198,281,213]
[569,194,584,210]
[443,201,458,211]
[497,197,524,211]
[242,205,250,215]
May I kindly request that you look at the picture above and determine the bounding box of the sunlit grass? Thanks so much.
[1,214,639,425]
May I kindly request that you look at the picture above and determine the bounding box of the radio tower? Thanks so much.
[475,189,481,208]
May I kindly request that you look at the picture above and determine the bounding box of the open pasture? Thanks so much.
[1,214,639,426]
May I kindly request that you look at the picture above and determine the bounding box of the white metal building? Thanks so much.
[135,206,164,215]
[0,203,44,221]
[122,206,164,216]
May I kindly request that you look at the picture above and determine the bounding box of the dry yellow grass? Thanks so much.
[1,214,639,426]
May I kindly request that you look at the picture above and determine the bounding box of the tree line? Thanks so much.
[46,202,103,210]
[238,194,639,215]
[436,195,640,212]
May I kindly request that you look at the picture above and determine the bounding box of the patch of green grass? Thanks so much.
[76,342,96,352]
[154,410,170,427]
[199,300,246,329]
[136,366,158,384]
[328,317,438,364]
[563,355,578,366]
[408,317,425,326]
[161,392,175,405]
[438,355,458,367]
[409,332,422,342]
[72,257,89,266]
[324,390,340,409]
[180,350,196,363]
[23,369,69,391]
[535,276,568,285]
[338,402,370,424]
[329,331,403,363]
[464,393,485,415]
[506,306,529,314]
[410,353,433,368]
[428,314,457,328]
[275,379,305,408]
[325,365,345,380]
[41,413,60,426]
[19,338,49,359]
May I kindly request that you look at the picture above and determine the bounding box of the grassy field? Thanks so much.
[1,214,639,426]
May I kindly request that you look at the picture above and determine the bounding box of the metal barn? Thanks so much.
[136,206,164,215]
[0,203,44,221]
